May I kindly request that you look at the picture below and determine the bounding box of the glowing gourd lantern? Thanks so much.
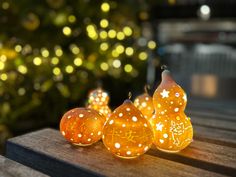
[60,108,106,146]
[134,86,154,120]
[87,88,111,119]
[102,99,153,159]
[151,69,193,152]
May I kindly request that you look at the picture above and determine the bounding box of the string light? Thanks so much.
[0,61,5,70]
[102,99,153,159]
[147,40,156,49]
[15,45,22,52]
[117,32,125,40]
[99,31,108,39]
[138,52,148,61]
[60,108,106,146]
[125,47,134,56]
[101,2,110,12]
[74,57,83,66]
[124,64,133,73]
[0,73,8,81]
[108,29,116,38]
[65,65,74,73]
[151,69,193,152]
[51,57,59,65]
[111,50,119,57]
[53,67,61,75]
[17,65,28,74]
[62,26,72,36]
[33,57,42,66]
[112,59,121,68]
[100,19,109,28]
[41,48,49,57]
[116,45,125,54]
[70,44,80,54]
[55,46,63,57]
[68,15,76,23]
[123,26,133,36]
[100,62,109,71]
[100,42,109,51]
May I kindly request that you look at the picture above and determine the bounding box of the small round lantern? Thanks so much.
[151,69,193,152]
[134,92,154,120]
[102,99,153,159]
[87,88,112,119]
[60,108,106,146]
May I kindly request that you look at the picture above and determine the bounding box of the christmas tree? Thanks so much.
[0,0,158,150]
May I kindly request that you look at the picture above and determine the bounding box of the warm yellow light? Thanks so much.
[148,40,156,49]
[33,57,42,66]
[101,2,110,12]
[117,32,125,40]
[60,108,106,146]
[100,19,109,28]
[2,2,9,10]
[41,49,49,57]
[112,59,121,68]
[65,65,74,73]
[111,50,119,57]
[55,47,63,57]
[62,26,72,36]
[151,69,193,152]
[15,45,22,52]
[123,26,133,36]
[139,52,148,61]
[53,67,61,75]
[86,25,98,40]
[100,42,109,51]
[70,44,80,54]
[102,99,153,159]
[100,62,109,71]
[0,61,5,70]
[99,31,108,39]
[74,57,83,66]
[134,93,154,120]
[116,45,125,54]
[87,88,111,119]
[108,29,116,38]
[125,47,134,56]
[124,64,133,73]
[51,57,59,65]
[68,15,76,23]
[18,65,28,74]
[0,55,7,62]
[0,73,7,81]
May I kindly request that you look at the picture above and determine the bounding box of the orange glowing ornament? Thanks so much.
[102,97,154,159]
[134,86,154,120]
[151,68,193,153]
[60,108,106,146]
[87,88,111,119]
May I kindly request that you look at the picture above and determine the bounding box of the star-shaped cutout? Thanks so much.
[183,94,187,102]
[156,122,163,131]
[160,89,169,98]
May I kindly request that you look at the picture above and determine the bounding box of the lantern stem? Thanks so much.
[144,84,150,94]
[161,64,168,70]
[128,92,132,99]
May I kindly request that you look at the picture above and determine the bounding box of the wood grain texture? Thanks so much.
[0,155,49,177]
[6,128,226,177]
[149,140,236,176]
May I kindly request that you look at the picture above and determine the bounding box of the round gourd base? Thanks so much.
[157,147,180,153]
[72,142,94,146]
[115,154,139,159]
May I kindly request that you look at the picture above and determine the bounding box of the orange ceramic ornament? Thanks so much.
[60,108,106,146]
[134,88,154,120]
[87,88,111,119]
[102,99,153,159]
[151,69,193,152]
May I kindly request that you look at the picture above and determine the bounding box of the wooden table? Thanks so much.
[4,110,236,177]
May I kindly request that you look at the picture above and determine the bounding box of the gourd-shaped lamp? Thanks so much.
[60,108,106,146]
[151,69,193,152]
[102,99,153,159]
[134,86,154,120]
[87,88,111,120]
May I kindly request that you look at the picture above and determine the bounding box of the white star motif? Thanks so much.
[160,89,169,98]
[183,94,187,102]
[156,122,163,131]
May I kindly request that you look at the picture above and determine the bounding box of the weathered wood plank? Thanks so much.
[194,125,236,147]
[149,140,236,176]
[190,115,236,131]
[0,155,49,177]
[6,128,225,177]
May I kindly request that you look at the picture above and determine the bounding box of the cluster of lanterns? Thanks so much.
[60,69,193,159]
